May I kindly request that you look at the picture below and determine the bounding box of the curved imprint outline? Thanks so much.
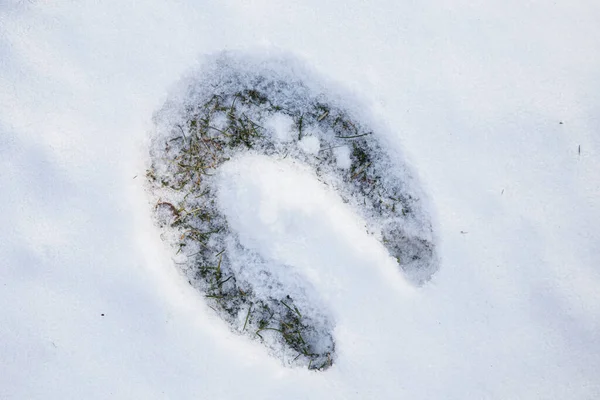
[147,51,438,370]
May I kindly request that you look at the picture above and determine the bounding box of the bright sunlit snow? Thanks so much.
[2,0,600,399]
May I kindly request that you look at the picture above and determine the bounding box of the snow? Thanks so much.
[298,135,321,154]
[333,145,352,170]
[2,0,600,399]
[265,113,295,142]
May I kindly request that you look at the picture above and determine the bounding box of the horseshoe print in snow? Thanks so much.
[147,52,438,370]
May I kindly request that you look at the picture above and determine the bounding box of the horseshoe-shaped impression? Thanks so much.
[147,51,438,371]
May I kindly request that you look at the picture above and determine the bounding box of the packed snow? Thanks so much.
[1,0,600,399]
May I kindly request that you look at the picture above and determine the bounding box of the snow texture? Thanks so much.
[2,0,600,398]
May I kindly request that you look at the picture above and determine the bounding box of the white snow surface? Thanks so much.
[2,1,600,399]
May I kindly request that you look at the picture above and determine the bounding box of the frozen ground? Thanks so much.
[1,0,600,399]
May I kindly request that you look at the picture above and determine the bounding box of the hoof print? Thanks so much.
[148,51,438,371]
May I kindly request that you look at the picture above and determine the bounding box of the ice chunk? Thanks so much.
[333,145,351,169]
[265,113,294,142]
[298,135,320,154]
